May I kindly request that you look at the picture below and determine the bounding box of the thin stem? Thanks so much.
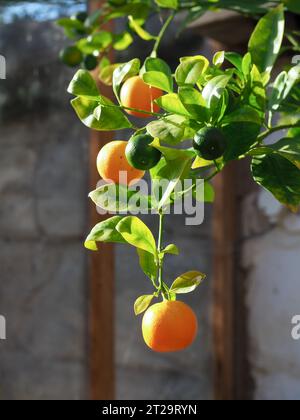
[151,12,176,58]
[258,123,300,142]
[158,212,164,288]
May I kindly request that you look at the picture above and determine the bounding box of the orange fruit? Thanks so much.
[120,76,162,118]
[97,141,145,185]
[142,301,198,352]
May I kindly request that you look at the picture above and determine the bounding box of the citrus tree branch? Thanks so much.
[151,11,176,58]
[258,123,300,142]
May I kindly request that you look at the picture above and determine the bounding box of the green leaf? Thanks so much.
[116,216,157,256]
[178,87,207,121]
[68,70,100,99]
[143,57,172,76]
[202,75,231,110]
[155,0,178,9]
[225,52,243,73]
[151,139,195,161]
[113,32,133,51]
[170,271,206,294]
[147,115,187,145]
[270,137,300,167]
[142,71,173,93]
[57,17,85,31]
[113,59,140,101]
[248,5,285,73]
[268,70,288,111]
[213,51,225,67]
[156,93,192,117]
[99,63,123,86]
[242,65,266,117]
[175,56,209,86]
[137,249,158,283]
[204,182,215,203]
[252,153,300,209]
[89,184,150,212]
[150,157,192,210]
[134,295,155,316]
[192,156,213,169]
[222,105,262,125]
[284,0,300,14]
[71,96,132,131]
[222,121,261,161]
[128,16,157,41]
[77,31,113,54]
[161,244,179,256]
[84,216,126,251]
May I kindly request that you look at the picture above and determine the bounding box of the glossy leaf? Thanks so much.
[89,184,151,213]
[248,6,285,73]
[113,32,133,51]
[147,115,187,145]
[68,70,100,99]
[284,0,300,14]
[175,56,209,86]
[134,295,155,316]
[161,244,179,256]
[128,16,157,41]
[156,93,193,117]
[71,96,132,131]
[143,57,172,76]
[202,75,231,110]
[252,153,300,208]
[137,249,158,282]
[155,0,178,9]
[116,216,157,256]
[99,63,123,86]
[222,105,262,125]
[170,271,206,294]
[222,121,261,161]
[143,71,173,93]
[113,58,140,101]
[270,137,300,166]
[84,216,126,251]
[178,87,207,121]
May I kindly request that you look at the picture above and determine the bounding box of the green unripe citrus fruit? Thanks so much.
[193,127,227,160]
[59,46,83,67]
[126,134,162,170]
[75,12,88,23]
[83,54,98,71]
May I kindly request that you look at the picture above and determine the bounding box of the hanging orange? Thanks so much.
[120,76,162,118]
[142,301,198,352]
[97,141,145,185]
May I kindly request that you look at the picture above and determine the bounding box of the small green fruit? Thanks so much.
[193,127,227,160]
[59,46,83,67]
[83,54,98,71]
[126,134,162,170]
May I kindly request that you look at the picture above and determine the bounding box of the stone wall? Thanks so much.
[241,186,300,400]
[0,21,89,400]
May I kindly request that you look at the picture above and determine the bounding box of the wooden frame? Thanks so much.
[88,0,115,400]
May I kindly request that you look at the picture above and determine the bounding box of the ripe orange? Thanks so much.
[97,141,145,185]
[120,76,162,118]
[142,301,198,352]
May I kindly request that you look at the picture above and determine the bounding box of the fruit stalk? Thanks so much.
[157,211,166,299]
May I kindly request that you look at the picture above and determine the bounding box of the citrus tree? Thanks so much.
[59,2,300,352]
